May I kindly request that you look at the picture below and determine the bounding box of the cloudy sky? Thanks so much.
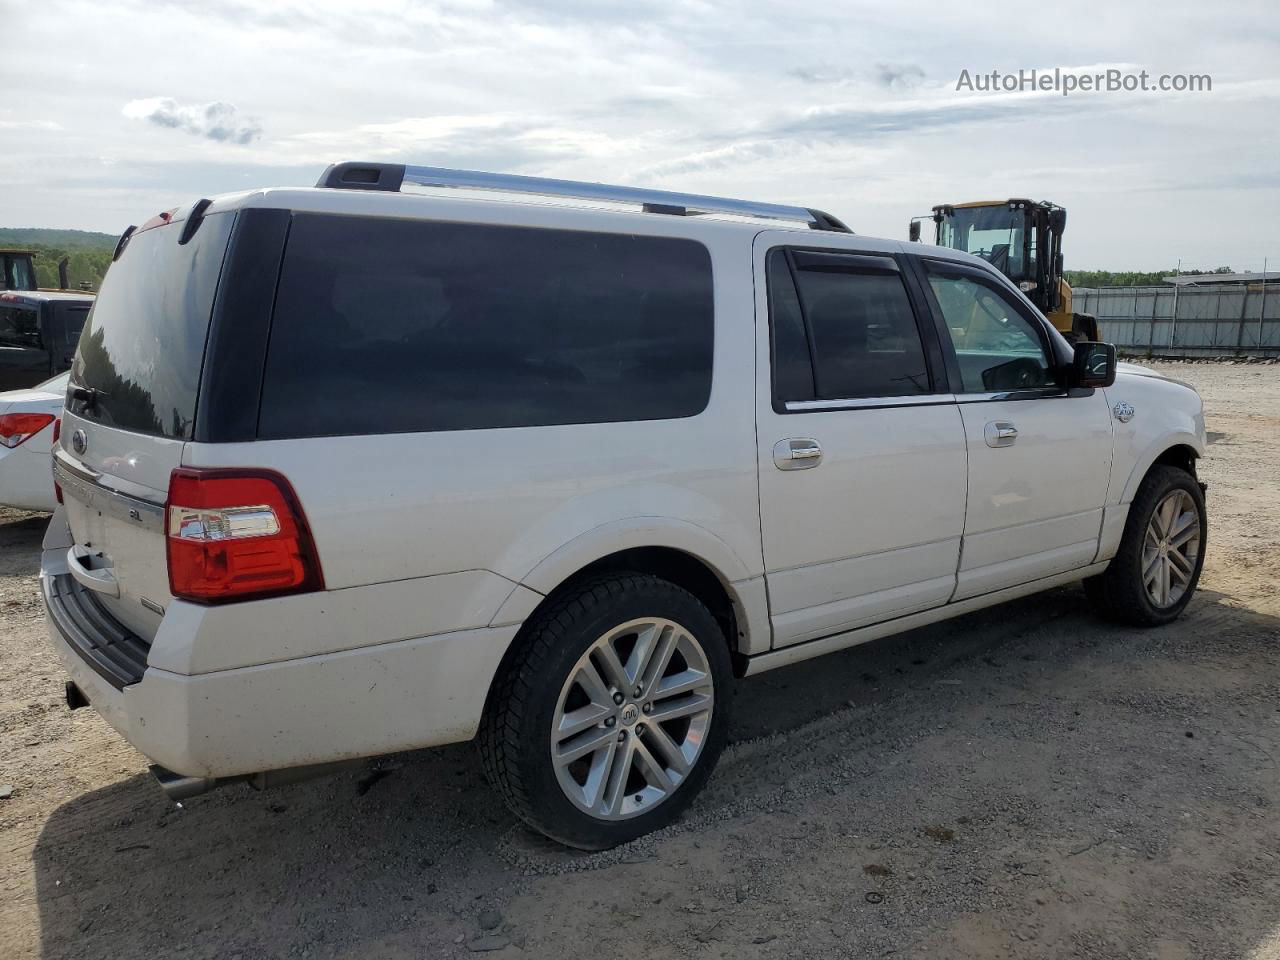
[3,0,1277,269]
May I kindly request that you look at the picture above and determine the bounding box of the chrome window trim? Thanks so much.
[954,388,1066,403]
[784,393,958,413]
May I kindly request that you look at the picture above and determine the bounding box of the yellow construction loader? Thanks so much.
[910,199,1098,340]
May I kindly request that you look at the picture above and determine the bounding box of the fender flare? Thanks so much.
[520,516,755,595]
[487,516,769,650]
[1119,431,1205,504]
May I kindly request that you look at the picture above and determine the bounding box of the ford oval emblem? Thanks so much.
[71,429,88,455]
[1113,401,1136,423]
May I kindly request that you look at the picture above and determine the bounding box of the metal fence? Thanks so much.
[1073,283,1280,357]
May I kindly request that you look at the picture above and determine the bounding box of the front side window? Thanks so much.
[0,305,42,349]
[768,248,931,403]
[926,268,1055,393]
[258,215,714,438]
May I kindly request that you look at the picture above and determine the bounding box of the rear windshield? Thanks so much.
[70,212,234,438]
[258,214,714,439]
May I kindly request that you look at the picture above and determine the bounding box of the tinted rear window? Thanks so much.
[258,214,714,439]
[0,303,41,349]
[55,302,91,347]
[769,248,931,402]
[70,212,233,438]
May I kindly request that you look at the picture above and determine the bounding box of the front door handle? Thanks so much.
[984,421,1018,448]
[774,438,823,470]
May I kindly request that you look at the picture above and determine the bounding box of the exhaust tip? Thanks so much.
[149,764,220,802]
[65,681,89,711]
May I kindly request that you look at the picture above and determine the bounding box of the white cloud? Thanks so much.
[122,97,262,144]
[1,0,1277,270]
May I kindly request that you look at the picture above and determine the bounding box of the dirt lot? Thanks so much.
[2,361,1278,960]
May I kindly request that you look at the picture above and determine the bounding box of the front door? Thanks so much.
[917,257,1113,600]
[754,235,968,648]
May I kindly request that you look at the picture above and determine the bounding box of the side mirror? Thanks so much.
[1069,341,1116,389]
[908,220,921,243]
[1049,208,1067,234]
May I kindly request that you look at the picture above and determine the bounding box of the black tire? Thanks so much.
[1084,464,1206,626]
[477,573,733,850]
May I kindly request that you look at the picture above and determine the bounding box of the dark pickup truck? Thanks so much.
[0,290,94,391]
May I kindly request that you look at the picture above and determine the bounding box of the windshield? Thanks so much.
[39,371,72,391]
[937,206,1034,281]
[69,211,234,439]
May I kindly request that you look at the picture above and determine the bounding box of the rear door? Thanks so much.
[915,256,1112,599]
[56,211,236,639]
[754,234,967,648]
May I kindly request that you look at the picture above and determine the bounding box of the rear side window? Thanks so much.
[71,212,235,438]
[56,303,90,348]
[0,304,41,349]
[768,248,931,402]
[767,250,815,402]
[258,214,714,439]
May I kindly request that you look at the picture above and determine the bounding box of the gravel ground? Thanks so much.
[1,361,1278,960]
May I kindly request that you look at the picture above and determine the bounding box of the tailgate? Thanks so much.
[54,416,183,641]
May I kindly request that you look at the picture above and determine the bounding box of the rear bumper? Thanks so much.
[42,553,520,779]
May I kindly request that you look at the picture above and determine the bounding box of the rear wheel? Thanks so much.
[478,573,732,850]
[1085,464,1206,625]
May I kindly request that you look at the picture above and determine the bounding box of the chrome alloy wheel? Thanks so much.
[550,617,714,821]
[1142,489,1202,608]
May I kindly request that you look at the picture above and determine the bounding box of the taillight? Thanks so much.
[0,413,56,448]
[165,468,324,603]
[52,419,63,504]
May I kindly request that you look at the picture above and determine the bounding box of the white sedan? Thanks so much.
[0,371,66,512]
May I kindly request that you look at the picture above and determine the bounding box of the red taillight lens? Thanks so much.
[165,468,324,603]
[0,413,56,449]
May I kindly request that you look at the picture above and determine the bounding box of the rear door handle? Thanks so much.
[774,438,823,470]
[984,421,1018,448]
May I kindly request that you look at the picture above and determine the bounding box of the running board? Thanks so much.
[742,562,1110,676]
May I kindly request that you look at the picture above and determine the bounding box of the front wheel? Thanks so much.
[1085,464,1206,625]
[478,573,733,850]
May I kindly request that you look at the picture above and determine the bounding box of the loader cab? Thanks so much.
[1,250,39,292]
[928,200,1065,315]
[910,199,1097,340]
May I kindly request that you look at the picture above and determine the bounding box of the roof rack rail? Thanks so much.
[315,162,851,233]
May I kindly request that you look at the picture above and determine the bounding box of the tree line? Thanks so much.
[0,228,117,290]
[1066,267,1236,288]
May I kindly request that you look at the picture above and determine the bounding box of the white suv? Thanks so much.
[43,163,1207,849]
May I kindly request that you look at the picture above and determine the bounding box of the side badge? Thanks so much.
[71,429,88,455]
[1113,401,1135,423]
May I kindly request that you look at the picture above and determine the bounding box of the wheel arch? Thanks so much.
[1120,435,1204,504]
[488,528,770,695]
